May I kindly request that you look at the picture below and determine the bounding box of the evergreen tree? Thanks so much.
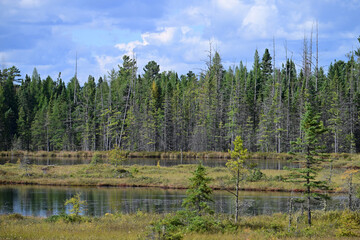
[288,101,329,226]
[1,35,360,153]
[31,103,49,151]
[3,75,18,149]
[227,136,248,223]
[182,163,213,215]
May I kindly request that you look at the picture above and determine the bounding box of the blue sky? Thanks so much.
[1,0,359,84]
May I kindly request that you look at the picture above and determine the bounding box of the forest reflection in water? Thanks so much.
[0,156,299,170]
[0,185,346,217]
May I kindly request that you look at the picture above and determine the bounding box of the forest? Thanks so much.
[1,36,360,153]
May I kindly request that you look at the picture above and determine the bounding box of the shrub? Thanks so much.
[130,166,139,174]
[90,152,103,165]
[108,145,126,166]
[336,210,360,237]
[247,168,265,182]
[113,167,131,178]
[64,193,87,217]
[46,212,89,223]
[152,211,237,239]
[6,213,24,220]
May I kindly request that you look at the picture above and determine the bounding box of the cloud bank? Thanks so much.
[0,0,359,84]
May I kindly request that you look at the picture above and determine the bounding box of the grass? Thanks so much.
[1,210,359,239]
[0,150,295,159]
[0,162,356,192]
[2,150,360,166]
[0,212,158,240]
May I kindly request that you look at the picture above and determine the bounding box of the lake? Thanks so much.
[0,156,299,170]
[0,185,346,217]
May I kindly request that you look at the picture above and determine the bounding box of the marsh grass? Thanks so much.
[0,163,355,192]
[1,210,358,239]
[2,150,360,170]
[0,212,159,240]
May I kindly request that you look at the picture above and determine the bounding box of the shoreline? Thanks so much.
[0,177,347,194]
[0,150,303,160]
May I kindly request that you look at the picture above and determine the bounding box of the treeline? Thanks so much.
[1,37,360,153]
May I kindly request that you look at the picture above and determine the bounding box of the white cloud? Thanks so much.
[19,0,43,8]
[115,40,147,57]
[95,55,123,76]
[115,27,176,56]
[216,0,240,10]
[2,0,359,84]
[142,27,176,45]
[241,1,278,38]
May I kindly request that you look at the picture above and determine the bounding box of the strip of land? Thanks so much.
[0,162,355,192]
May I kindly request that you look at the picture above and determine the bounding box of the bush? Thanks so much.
[130,166,139,174]
[152,211,187,239]
[46,212,89,223]
[6,213,24,220]
[113,167,132,178]
[152,211,237,239]
[90,152,103,165]
[336,210,360,237]
[247,168,265,182]
[108,146,126,166]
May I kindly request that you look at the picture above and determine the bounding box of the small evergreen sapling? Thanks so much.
[182,163,213,215]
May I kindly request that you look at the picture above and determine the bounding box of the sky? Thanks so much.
[0,0,359,84]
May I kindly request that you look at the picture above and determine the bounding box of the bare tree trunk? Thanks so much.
[119,82,131,148]
[306,147,312,226]
[348,174,354,211]
[273,37,276,96]
[288,197,293,231]
[310,25,313,77]
[316,21,319,92]
[235,167,240,223]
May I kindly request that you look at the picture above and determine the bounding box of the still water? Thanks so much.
[0,185,346,217]
[0,156,299,170]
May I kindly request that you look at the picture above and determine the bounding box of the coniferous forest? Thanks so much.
[1,37,360,153]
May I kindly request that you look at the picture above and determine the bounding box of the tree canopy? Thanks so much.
[1,36,360,153]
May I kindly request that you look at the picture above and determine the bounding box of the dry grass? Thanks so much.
[1,210,358,239]
[0,162,354,192]
[0,213,159,240]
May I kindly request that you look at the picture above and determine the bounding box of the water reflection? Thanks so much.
[0,185,346,217]
[0,156,299,170]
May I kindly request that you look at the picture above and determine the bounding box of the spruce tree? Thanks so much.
[182,163,213,215]
[289,101,329,226]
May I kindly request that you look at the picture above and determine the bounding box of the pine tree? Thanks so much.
[227,135,248,223]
